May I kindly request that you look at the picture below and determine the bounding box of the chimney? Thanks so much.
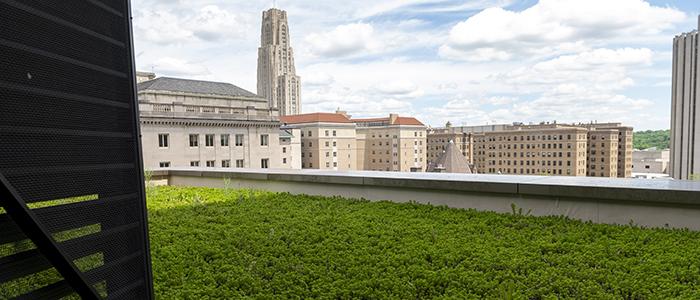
[335,109,349,118]
[389,113,399,124]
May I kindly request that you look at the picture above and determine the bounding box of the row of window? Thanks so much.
[477,134,581,143]
[301,130,337,137]
[483,168,577,176]
[161,159,271,169]
[158,134,269,148]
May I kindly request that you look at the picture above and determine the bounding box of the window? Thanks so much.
[205,134,215,147]
[283,158,287,164]
[261,158,269,169]
[333,130,337,136]
[283,147,287,153]
[325,130,329,136]
[190,161,200,167]
[158,134,169,148]
[260,134,269,146]
[221,134,230,147]
[236,159,244,168]
[308,131,312,137]
[189,134,199,147]
[222,160,231,168]
[235,134,244,146]
[206,160,215,167]
[159,162,170,168]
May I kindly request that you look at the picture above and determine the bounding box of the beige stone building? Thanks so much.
[138,76,300,170]
[257,8,301,116]
[280,112,427,172]
[581,123,633,178]
[473,124,589,176]
[353,114,427,172]
[586,129,619,177]
[428,121,633,177]
[280,113,358,170]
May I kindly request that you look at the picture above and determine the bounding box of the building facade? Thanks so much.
[427,123,509,168]
[473,125,589,176]
[138,76,300,170]
[281,112,427,172]
[671,17,700,180]
[353,114,427,172]
[257,8,301,116]
[427,122,633,177]
[280,113,358,170]
[633,148,670,175]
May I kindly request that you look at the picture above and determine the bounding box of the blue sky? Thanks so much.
[132,0,700,130]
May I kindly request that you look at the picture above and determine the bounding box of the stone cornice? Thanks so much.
[140,117,282,128]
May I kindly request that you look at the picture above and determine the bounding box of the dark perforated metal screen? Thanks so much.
[0,0,153,299]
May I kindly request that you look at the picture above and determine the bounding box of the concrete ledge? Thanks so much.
[154,168,700,229]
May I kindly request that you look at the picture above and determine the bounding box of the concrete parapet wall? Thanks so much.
[153,168,700,230]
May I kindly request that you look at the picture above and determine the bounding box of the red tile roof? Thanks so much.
[280,113,352,124]
[395,117,424,126]
[351,116,425,126]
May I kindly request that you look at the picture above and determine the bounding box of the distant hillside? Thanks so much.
[634,130,670,150]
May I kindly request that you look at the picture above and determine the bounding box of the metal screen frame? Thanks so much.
[0,0,154,298]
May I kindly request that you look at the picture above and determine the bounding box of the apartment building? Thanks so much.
[473,124,589,176]
[353,114,427,172]
[587,129,619,177]
[280,113,358,170]
[139,76,300,170]
[582,123,634,178]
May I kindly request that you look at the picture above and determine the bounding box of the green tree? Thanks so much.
[634,130,670,150]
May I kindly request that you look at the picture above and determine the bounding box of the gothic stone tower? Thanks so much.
[257,8,301,116]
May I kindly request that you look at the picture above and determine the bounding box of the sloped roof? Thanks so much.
[138,77,260,98]
[280,113,353,124]
[427,141,473,174]
[351,116,424,126]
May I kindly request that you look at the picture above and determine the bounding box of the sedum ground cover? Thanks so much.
[148,186,700,299]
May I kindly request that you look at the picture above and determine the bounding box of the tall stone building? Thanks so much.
[138,75,301,170]
[257,8,301,116]
[670,16,700,180]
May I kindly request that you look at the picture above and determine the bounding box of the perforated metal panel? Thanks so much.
[0,0,153,299]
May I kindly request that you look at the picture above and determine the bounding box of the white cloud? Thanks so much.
[303,72,335,86]
[373,80,424,98]
[304,23,380,58]
[440,0,685,61]
[133,5,249,45]
[149,57,211,77]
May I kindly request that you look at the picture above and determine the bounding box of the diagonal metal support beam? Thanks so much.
[0,172,100,300]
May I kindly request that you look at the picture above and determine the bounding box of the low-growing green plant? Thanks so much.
[146,186,700,299]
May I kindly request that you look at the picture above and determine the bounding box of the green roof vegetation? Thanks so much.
[149,186,700,299]
[634,129,670,150]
